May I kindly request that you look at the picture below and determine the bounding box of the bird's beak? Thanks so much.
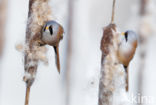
[121,32,125,36]
[46,26,49,30]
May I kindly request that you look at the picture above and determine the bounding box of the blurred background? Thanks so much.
[0,0,156,105]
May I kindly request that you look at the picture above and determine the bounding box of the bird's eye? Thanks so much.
[49,26,53,35]
[125,32,128,42]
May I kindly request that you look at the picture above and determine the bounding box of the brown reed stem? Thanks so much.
[137,0,149,105]
[98,1,129,104]
[111,0,116,24]
[23,0,52,104]
[98,23,127,105]
[25,86,31,105]
[140,0,149,15]
[65,0,74,105]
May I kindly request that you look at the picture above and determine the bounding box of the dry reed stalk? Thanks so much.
[25,86,30,105]
[24,0,52,105]
[137,0,150,104]
[65,0,74,105]
[98,0,128,105]
[98,24,127,105]
[111,0,116,24]
[0,0,7,57]
[137,0,148,94]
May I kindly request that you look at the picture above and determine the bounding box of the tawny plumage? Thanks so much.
[41,20,64,73]
[118,30,138,91]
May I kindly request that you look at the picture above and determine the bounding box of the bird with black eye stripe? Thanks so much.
[41,20,64,73]
[117,30,138,92]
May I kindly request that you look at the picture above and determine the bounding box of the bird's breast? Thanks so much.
[42,33,59,46]
[117,42,136,66]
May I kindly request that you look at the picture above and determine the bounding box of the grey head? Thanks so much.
[42,20,64,46]
[123,30,138,43]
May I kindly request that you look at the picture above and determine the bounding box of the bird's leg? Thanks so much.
[53,45,60,73]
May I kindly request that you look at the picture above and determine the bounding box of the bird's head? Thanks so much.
[121,30,138,43]
[43,20,64,38]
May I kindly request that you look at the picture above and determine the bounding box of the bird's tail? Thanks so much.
[124,66,129,92]
[54,46,60,73]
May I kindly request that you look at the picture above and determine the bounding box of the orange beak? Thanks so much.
[46,26,49,30]
[121,32,125,36]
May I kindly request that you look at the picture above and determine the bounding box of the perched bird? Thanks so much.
[117,30,138,91]
[41,20,64,73]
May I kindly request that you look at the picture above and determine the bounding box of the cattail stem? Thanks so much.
[111,0,116,23]
[25,86,31,105]
[98,24,128,105]
[140,0,148,15]
[98,1,129,105]
[137,1,149,105]
[23,0,52,104]
[65,0,74,105]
